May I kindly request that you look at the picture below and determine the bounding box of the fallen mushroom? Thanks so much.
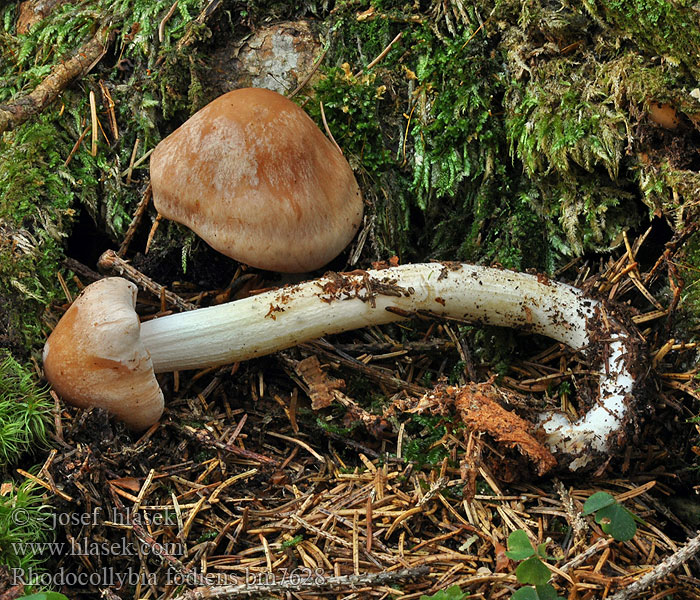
[42,278,163,430]
[149,87,364,273]
[43,263,638,470]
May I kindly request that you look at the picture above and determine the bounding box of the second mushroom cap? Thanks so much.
[150,87,364,273]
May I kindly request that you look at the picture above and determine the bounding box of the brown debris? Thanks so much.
[294,355,346,410]
[293,355,390,437]
[417,383,557,476]
[370,255,400,270]
[0,566,24,600]
[318,270,410,305]
[21,384,700,600]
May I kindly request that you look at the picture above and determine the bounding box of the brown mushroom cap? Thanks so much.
[150,87,364,273]
[648,101,680,130]
[42,278,163,430]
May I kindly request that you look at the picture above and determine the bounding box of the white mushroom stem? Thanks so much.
[139,263,635,469]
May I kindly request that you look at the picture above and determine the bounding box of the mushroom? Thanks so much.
[43,263,638,470]
[149,87,364,273]
[42,278,163,430]
[648,101,680,130]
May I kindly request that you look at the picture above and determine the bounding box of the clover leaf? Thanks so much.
[582,491,616,515]
[583,491,637,541]
[506,530,536,561]
[515,556,552,586]
[512,584,566,600]
[420,585,469,600]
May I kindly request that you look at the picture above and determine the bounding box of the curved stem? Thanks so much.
[139,263,636,469]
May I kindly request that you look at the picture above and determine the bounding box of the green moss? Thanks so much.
[311,2,548,269]
[0,351,53,468]
[507,82,626,180]
[600,53,682,109]
[311,66,394,173]
[582,0,700,79]
[0,480,54,575]
[0,113,78,349]
[402,413,461,466]
[315,416,352,438]
[499,0,649,257]
[0,97,141,348]
[637,164,700,218]
[676,228,700,330]
[1,0,205,101]
[310,0,697,269]
[0,0,208,351]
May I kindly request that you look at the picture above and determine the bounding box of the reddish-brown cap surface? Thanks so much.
[43,278,164,430]
[150,88,364,273]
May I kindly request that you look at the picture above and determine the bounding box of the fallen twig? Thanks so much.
[63,257,102,282]
[180,425,278,465]
[560,538,611,573]
[355,31,403,77]
[97,249,196,311]
[287,46,328,99]
[0,25,113,134]
[303,340,428,396]
[609,530,700,600]
[118,184,152,257]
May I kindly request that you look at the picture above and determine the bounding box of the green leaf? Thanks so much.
[419,585,468,600]
[515,556,552,586]
[19,593,71,600]
[511,585,564,600]
[506,530,536,560]
[595,504,637,541]
[534,584,565,600]
[512,588,539,600]
[582,492,616,515]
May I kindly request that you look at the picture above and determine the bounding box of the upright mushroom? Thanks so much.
[149,87,364,273]
[43,263,638,470]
